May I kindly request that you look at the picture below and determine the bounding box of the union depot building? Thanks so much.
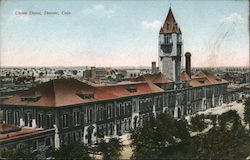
[0,8,232,154]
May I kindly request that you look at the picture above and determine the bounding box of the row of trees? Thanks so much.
[1,138,124,160]
[130,97,250,159]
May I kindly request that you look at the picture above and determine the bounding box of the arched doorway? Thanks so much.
[133,116,138,128]
[86,125,94,144]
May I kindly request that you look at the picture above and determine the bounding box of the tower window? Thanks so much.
[164,35,172,44]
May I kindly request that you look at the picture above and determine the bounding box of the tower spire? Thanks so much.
[160,7,181,34]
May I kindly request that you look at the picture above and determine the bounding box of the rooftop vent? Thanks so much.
[127,87,137,93]
[76,91,94,99]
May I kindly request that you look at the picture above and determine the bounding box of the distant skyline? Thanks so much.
[0,0,249,67]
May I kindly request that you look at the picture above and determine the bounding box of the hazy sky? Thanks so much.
[0,0,249,67]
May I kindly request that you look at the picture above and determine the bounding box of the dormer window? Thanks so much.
[21,95,41,102]
[76,91,94,99]
[198,80,205,84]
[216,78,222,81]
[127,87,137,93]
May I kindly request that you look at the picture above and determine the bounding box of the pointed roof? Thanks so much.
[190,70,229,87]
[181,71,191,81]
[160,7,181,34]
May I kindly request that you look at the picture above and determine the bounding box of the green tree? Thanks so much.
[72,70,78,75]
[52,142,90,160]
[190,114,207,132]
[98,138,124,160]
[244,97,250,129]
[131,114,190,159]
[218,110,241,132]
[199,126,233,159]
[39,72,44,77]
[196,110,247,159]
[55,70,64,75]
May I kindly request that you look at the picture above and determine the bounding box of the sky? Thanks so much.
[0,0,249,67]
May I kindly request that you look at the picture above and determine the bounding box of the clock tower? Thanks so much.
[159,7,182,82]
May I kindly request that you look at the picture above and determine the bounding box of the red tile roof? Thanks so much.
[2,79,164,107]
[160,8,181,34]
[0,124,20,133]
[0,126,54,142]
[134,73,172,84]
[181,71,191,81]
[190,71,229,87]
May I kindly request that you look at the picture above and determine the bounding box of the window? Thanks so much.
[164,35,172,44]
[46,114,53,128]
[14,111,20,126]
[24,112,32,127]
[33,141,37,150]
[107,105,112,119]
[97,108,100,121]
[62,114,68,128]
[45,138,51,146]
[21,96,41,102]
[73,132,76,141]
[101,107,103,120]
[124,119,127,130]
[77,92,94,99]
[37,113,44,128]
[127,87,137,92]
[87,109,93,123]
[68,133,71,144]
[73,110,80,126]
[133,101,137,112]
[6,111,12,124]
[119,104,122,116]
[178,34,182,42]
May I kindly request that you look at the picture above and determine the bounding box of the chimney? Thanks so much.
[185,52,191,78]
[152,61,157,74]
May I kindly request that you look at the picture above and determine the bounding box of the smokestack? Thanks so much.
[152,61,157,74]
[185,52,191,78]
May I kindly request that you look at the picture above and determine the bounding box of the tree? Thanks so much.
[2,146,38,159]
[131,114,190,159]
[72,70,78,75]
[190,114,207,132]
[55,70,64,75]
[195,110,247,159]
[39,72,44,77]
[199,126,233,159]
[98,138,124,160]
[218,110,241,132]
[52,142,90,160]
[244,97,250,129]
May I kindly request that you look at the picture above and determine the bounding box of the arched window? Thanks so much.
[14,111,20,126]
[46,113,53,128]
[24,111,32,127]
[37,112,44,128]
[73,110,80,126]
[6,110,12,124]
